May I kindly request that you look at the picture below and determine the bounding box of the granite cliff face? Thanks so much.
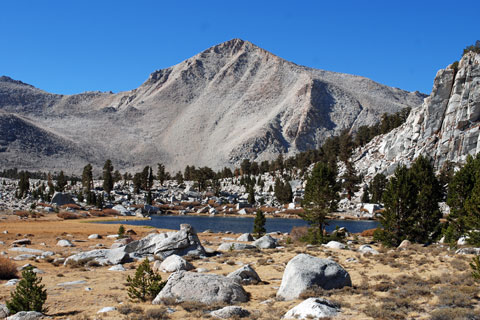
[0,39,424,173]
[354,52,480,179]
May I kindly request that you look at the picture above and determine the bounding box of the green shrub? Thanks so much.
[118,224,126,238]
[470,255,480,281]
[6,267,47,314]
[126,259,166,302]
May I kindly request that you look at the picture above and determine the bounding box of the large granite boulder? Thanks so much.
[253,235,277,249]
[64,247,129,266]
[157,254,194,272]
[152,271,249,304]
[283,298,340,319]
[124,224,205,259]
[227,265,261,285]
[277,254,352,300]
[50,192,75,206]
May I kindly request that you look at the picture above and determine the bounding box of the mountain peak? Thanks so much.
[0,76,34,88]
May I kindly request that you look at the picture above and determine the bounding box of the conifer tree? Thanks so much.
[157,163,167,185]
[361,185,370,203]
[374,165,416,247]
[369,173,387,204]
[444,154,480,243]
[126,259,165,302]
[300,162,339,244]
[18,171,30,198]
[103,160,114,194]
[6,267,47,314]
[248,184,255,205]
[56,171,67,192]
[253,209,266,238]
[82,164,93,192]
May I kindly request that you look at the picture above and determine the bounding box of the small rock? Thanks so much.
[108,264,126,271]
[210,306,250,318]
[5,279,19,286]
[0,303,9,318]
[11,239,31,245]
[88,234,102,239]
[323,241,346,250]
[57,280,87,286]
[196,268,209,273]
[56,240,75,247]
[217,243,256,251]
[97,307,116,314]
[236,233,254,242]
[358,244,379,255]
[6,311,45,320]
[398,239,411,249]
[283,297,340,319]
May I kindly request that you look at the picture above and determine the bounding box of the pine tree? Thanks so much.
[253,209,266,238]
[56,171,67,192]
[157,163,167,185]
[6,267,47,314]
[82,164,93,192]
[118,224,126,238]
[96,193,104,209]
[18,171,30,198]
[300,162,339,244]
[408,156,442,243]
[361,185,370,203]
[369,173,387,204]
[146,190,153,205]
[248,184,255,205]
[103,160,114,194]
[444,154,480,243]
[126,259,166,302]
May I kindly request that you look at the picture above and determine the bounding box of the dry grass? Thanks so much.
[57,211,80,219]
[0,257,18,280]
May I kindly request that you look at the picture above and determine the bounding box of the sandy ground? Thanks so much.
[1,213,479,320]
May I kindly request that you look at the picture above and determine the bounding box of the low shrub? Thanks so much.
[0,257,18,280]
[57,212,79,220]
[430,307,478,320]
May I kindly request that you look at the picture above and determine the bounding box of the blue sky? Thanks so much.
[1,0,478,95]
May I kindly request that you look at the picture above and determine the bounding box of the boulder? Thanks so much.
[398,239,412,249]
[6,311,45,320]
[283,298,340,319]
[456,247,480,255]
[108,264,126,271]
[0,303,9,318]
[277,254,352,300]
[97,307,116,314]
[158,254,194,272]
[50,192,75,206]
[56,240,75,247]
[5,279,20,286]
[227,265,261,285]
[88,234,102,239]
[217,242,256,251]
[210,306,250,319]
[124,224,205,259]
[253,235,277,249]
[153,271,249,305]
[236,233,254,242]
[11,239,31,245]
[358,244,379,255]
[323,241,346,250]
[64,247,129,266]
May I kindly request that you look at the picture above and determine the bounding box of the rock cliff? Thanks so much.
[354,52,480,179]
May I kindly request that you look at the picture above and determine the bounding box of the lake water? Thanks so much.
[98,215,379,234]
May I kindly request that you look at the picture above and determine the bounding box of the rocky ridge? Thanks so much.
[354,52,480,179]
[0,39,424,173]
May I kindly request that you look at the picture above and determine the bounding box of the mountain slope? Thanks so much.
[354,51,480,179]
[0,39,425,173]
